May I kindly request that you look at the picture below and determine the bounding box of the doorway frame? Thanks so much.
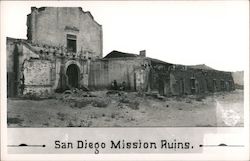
[64,60,82,88]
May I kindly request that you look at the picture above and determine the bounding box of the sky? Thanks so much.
[1,1,249,72]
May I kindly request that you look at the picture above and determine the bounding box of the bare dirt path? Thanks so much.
[7,90,243,127]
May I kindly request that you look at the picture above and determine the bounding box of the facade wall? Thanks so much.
[167,68,235,96]
[6,38,18,73]
[149,63,235,96]
[7,38,20,97]
[148,61,172,95]
[27,7,102,58]
[7,38,40,97]
[88,58,150,91]
[23,59,53,97]
[6,39,92,97]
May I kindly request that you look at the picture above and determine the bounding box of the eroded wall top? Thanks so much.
[27,7,103,58]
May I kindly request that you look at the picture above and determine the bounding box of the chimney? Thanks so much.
[139,50,146,57]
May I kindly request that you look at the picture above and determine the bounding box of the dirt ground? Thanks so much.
[7,89,244,127]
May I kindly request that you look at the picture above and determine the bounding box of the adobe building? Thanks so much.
[91,50,235,96]
[7,7,102,97]
[7,7,235,97]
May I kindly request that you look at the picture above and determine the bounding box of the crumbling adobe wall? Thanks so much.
[150,62,235,96]
[88,58,150,91]
[169,67,235,96]
[46,56,90,92]
[148,61,172,95]
[23,59,53,97]
[170,68,205,95]
[27,7,103,58]
[7,38,20,73]
[7,38,94,96]
[88,59,109,89]
[7,38,22,97]
[64,59,88,88]
[205,70,235,92]
[134,65,150,92]
[7,38,41,97]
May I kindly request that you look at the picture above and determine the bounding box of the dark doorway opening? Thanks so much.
[66,64,79,88]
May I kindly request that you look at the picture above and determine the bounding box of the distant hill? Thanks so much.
[232,71,244,88]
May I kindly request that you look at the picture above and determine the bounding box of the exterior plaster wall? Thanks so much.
[88,58,149,90]
[23,59,53,97]
[7,38,92,97]
[27,7,102,58]
[7,38,41,97]
[6,38,17,73]
[7,39,21,97]
[169,68,235,96]
[148,61,172,95]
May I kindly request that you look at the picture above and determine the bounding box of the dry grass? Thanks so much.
[7,90,244,127]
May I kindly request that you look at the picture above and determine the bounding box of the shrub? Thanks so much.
[111,113,116,118]
[92,99,108,108]
[57,112,67,121]
[128,101,140,110]
[119,97,130,103]
[195,95,206,101]
[74,100,91,108]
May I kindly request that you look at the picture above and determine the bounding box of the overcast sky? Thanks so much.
[1,1,249,71]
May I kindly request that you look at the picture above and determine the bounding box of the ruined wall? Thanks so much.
[205,70,235,92]
[88,58,150,91]
[169,67,235,96]
[7,38,21,97]
[7,39,54,97]
[27,7,102,58]
[149,62,235,96]
[63,59,89,88]
[7,38,94,97]
[148,61,172,95]
[169,69,204,95]
[7,7,103,97]
[7,38,40,97]
[7,38,18,73]
[23,59,53,97]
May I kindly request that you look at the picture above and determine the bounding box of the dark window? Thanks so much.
[67,34,77,52]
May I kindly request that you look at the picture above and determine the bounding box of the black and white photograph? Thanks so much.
[1,1,249,160]
[5,2,245,128]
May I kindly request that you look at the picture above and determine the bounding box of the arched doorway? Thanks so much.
[66,64,79,88]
